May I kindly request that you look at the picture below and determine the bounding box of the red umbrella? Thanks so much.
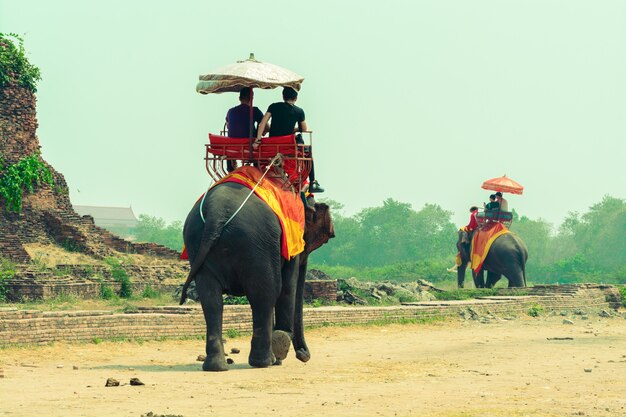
[481,175,524,195]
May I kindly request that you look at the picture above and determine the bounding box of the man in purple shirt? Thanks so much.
[226,87,264,138]
[224,87,266,171]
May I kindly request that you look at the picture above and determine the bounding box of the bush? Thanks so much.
[104,257,133,299]
[141,285,159,299]
[0,153,54,213]
[0,33,41,92]
[527,304,544,317]
[0,257,16,302]
[99,283,115,300]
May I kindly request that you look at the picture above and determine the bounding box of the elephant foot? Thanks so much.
[295,348,311,363]
[272,330,291,361]
[202,356,228,372]
[248,354,272,368]
[273,358,283,366]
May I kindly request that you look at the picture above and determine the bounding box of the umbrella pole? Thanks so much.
[248,88,254,161]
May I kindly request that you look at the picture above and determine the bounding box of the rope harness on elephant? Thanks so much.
[199,154,282,226]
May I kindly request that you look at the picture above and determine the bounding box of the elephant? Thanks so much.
[179,181,334,371]
[456,228,528,288]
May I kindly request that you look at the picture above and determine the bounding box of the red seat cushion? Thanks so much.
[207,134,298,159]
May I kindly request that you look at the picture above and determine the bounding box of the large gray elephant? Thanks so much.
[456,228,528,288]
[179,182,334,371]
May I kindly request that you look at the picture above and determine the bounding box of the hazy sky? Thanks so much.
[2,0,625,229]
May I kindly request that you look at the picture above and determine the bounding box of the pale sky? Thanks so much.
[2,0,625,229]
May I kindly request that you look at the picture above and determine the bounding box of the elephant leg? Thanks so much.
[275,258,298,336]
[486,271,501,288]
[247,292,276,368]
[272,258,299,362]
[196,274,228,372]
[293,262,311,363]
[473,269,485,288]
[457,264,466,288]
[506,270,525,287]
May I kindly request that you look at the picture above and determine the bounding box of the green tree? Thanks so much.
[511,216,552,277]
[134,214,183,251]
[310,199,456,268]
[577,196,626,271]
[527,196,625,284]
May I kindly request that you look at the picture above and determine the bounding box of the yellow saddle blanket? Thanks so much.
[470,222,509,273]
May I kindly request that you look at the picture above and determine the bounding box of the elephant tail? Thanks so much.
[179,226,226,305]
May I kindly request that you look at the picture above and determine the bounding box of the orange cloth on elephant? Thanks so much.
[181,166,305,261]
[470,222,509,273]
[221,166,305,259]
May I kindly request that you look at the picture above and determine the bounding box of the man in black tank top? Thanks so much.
[257,87,324,193]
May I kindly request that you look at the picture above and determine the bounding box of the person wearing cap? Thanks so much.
[257,87,325,193]
[225,87,267,171]
[495,192,509,211]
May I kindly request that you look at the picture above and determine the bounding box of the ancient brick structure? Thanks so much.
[0,81,181,265]
[0,284,621,346]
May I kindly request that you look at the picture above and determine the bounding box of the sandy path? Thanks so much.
[1,314,625,417]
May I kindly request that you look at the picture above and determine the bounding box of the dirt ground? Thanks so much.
[1,314,625,417]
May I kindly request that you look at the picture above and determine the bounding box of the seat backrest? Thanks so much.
[257,134,297,158]
[207,134,248,157]
[207,133,299,159]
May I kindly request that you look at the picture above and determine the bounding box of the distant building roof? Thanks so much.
[73,205,138,228]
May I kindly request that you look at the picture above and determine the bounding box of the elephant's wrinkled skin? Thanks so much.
[180,182,334,371]
[456,229,528,288]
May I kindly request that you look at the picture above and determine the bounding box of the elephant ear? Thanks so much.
[304,203,334,254]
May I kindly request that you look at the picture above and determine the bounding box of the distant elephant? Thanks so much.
[456,228,528,288]
[180,182,334,371]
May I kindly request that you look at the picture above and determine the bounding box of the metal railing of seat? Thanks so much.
[204,131,313,192]
[476,209,513,229]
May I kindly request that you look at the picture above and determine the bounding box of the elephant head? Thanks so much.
[304,202,335,255]
[457,228,471,263]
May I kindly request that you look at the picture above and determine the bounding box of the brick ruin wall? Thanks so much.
[0,284,622,346]
[3,259,336,302]
[0,82,180,264]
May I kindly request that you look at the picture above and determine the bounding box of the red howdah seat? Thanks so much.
[205,133,312,191]
[207,134,303,160]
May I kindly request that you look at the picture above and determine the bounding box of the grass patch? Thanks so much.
[434,288,499,301]
[1,289,177,313]
[224,295,248,305]
[225,328,241,338]
[306,313,449,330]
